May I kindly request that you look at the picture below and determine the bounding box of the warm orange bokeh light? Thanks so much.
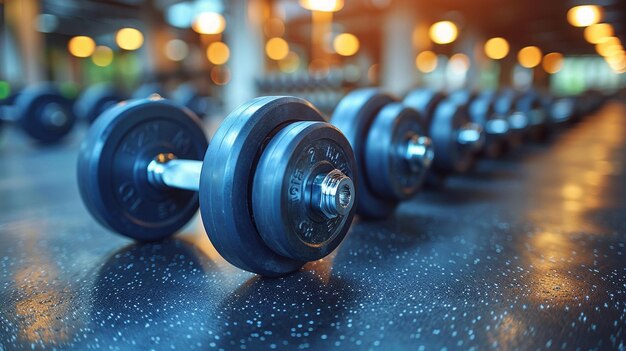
[584,23,614,44]
[266,37,289,60]
[68,36,95,58]
[429,21,458,44]
[192,12,226,35]
[518,46,542,68]
[416,51,438,73]
[484,37,510,60]
[542,52,564,74]
[333,33,360,56]
[115,28,143,51]
[206,42,230,65]
[567,5,602,27]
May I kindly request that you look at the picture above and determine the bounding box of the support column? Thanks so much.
[224,0,265,112]
[5,0,43,84]
[381,0,419,95]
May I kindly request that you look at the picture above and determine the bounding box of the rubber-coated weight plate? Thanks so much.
[253,121,357,262]
[403,89,447,128]
[516,91,548,141]
[469,91,509,158]
[330,88,397,218]
[75,83,124,124]
[199,96,326,277]
[77,98,208,241]
[430,99,476,174]
[494,90,525,150]
[365,102,429,201]
[15,84,76,143]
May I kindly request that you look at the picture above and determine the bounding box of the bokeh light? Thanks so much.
[264,18,285,37]
[116,28,144,51]
[415,51,438,73]
[210,66,231,85]
[0,81,10,100]
[595,37,622,57]
[518,46,542,68]
[206,41,230,65]
[448,53,470,74]
[567,5,602,27]
[484,37,510,60]
[333,33,360,56]
[299,0,344,12]
[68,36,96,58]
[278,51,301,73]
[192,12,226,35]
[429,21,458,44]
[266,37,289,61]
[542,52,564,74]
[584,23,614,44]
[91,46,113,67]
[165,39,189,62]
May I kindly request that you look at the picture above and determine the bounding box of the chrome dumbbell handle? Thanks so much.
[147,152,355,220]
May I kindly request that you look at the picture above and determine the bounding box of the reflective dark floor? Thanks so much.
[1,103,626,350]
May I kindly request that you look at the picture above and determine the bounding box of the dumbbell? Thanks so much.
[74,83,126,124]
[492,89,529,150]
[448,90,510,158]
[0,84,75,143]
[403,88,485,176]
[515,89,549,141]
[330,88,434,219]
[172,83,211,119]
[536,92,576,126]
[77,96,357,277]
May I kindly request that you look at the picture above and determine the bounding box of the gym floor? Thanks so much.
[1,102,625,350]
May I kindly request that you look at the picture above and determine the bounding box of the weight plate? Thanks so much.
[330,88,397,218]
[253,121,356,262]
[494,90,526,150]
[516,91,548,141]
[75,83,124,124]
[470,92,509,158]
[365,102,429,201]
[15,84,76,143]
[430,99,476,174]
[199,96,326,277]
[77,98,208,241]
[403,89,447,128]
[173,83,210,119]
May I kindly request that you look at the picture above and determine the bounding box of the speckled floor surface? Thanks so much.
[0,103,625,350]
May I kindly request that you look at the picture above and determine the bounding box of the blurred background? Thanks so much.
[1,0,625,116]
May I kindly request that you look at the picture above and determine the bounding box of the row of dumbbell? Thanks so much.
[75,85,605,278]
[0,82,212,144]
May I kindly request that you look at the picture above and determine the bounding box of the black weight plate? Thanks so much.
[199,96,325,277]
[75,83,125,124]
[172,83,209,119]
[365,102,429,201]
[469,92,509,158]
[494,90,526,150]
[330,88,397,219]
[15,84,76,143]
[77,98,208,241]
[516,91,548,141]
[252,121,357,262]
[403,88,447,128]
[430,99,476,174]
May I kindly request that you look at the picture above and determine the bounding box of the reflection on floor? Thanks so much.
[0,103,625,350]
